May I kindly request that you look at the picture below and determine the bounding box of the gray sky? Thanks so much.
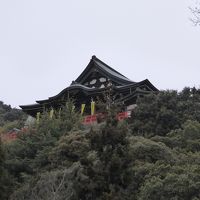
[0,0,200,108]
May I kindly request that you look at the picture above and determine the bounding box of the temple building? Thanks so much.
[20,56,158,118]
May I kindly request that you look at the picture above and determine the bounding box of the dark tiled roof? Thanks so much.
[75,55,134,85]
[93,56,133,83]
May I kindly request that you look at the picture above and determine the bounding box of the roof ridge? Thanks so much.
[75,55,133,84]
[92,55,128,79]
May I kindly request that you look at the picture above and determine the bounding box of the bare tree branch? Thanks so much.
[189,1,200,26]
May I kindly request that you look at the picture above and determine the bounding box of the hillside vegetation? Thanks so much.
[0,101,25,134]
[1,87,200,200]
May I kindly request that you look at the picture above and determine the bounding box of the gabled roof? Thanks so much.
[75,55,134,85]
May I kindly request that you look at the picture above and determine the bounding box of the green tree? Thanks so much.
[4,88,200,200]
[0,138,13,200]
[0,101,25,127]
[130,88,200,136]
[138,166,200,200]
[71,106,133,200]
[4,100,82,197]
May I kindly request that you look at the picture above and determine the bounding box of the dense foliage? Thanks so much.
[1,87,200,199]
[130,88,200,136]
[0,101,26,133]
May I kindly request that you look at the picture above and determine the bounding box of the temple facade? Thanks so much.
[20,56,158,117]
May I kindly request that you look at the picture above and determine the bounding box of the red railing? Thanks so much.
[1,131,17,142]
[83,111,131,125]
[1,112,132,142]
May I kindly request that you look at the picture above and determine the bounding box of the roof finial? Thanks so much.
[92,55,96,59]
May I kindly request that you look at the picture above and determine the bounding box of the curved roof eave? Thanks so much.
[19,103,42,109]
[118,89,155,103]
[36,84,106,104]
[114,79,159,92]
[35,79,158,105]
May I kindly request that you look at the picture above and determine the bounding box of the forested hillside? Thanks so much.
[1,87,200,200]
[0,101,25,133]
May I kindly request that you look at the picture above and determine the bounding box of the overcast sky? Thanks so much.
[0,0,200,108]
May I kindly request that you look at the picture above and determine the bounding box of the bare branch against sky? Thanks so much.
[0,0,200,108]
[189,0,200,25]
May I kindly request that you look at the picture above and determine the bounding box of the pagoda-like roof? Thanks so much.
[20,55,158,117]
[75,55,134,85]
